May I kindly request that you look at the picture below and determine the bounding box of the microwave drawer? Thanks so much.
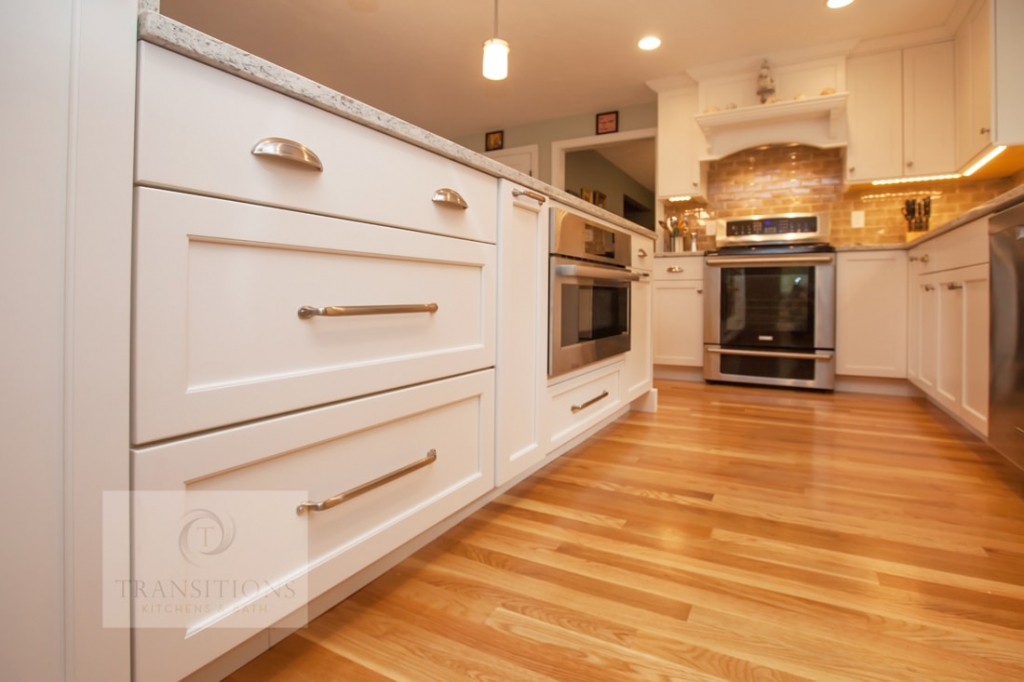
[135,43,498,244]
[546,364,623,450]
[132,188,495,444]
[130,369,495,682]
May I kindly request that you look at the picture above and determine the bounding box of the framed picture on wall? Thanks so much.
[484,130,504,151]
[595,111,618,135]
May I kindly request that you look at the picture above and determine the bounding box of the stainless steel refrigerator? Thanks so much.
[989,200,1024,471]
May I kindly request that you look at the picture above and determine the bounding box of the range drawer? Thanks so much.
[135,43,497,244]
[130,369,495,682]
[132,188,495,444]
[547,364,623,449]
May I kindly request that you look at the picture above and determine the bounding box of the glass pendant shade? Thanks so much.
[483,38,509,80]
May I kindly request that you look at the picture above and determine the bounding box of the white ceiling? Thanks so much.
[161,0,969,142]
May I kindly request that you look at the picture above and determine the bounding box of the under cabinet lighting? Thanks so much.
[666,195,692,202]
[826,0,855,8]
[962,145,1007,176]
[871,174,961,186]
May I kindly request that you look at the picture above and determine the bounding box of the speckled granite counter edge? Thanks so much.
[136,11,650,237]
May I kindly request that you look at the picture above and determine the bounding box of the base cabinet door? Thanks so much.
[915,274,940,392]
[624,276,653,400]
[936,264,990,434]
[653,276,704,366]
[495,181,549,485]
[836,251,908,377]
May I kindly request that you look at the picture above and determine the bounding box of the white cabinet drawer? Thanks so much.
[132,188,495,444]
[135,43,497,244]
[131,370,495,682]
[653,256,703,281]
[547,365,623,449]
[910,216,989,273]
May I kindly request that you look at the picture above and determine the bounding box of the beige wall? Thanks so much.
[665,145,1020,250]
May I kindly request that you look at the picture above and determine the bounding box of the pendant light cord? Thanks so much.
[493,0,499,38]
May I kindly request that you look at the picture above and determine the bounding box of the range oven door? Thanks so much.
[549,257,639,377]
[703,252,836,389]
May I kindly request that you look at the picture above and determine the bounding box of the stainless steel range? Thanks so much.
[703,213,836,390]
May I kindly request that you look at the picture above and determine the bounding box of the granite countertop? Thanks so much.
[135,10,651,237]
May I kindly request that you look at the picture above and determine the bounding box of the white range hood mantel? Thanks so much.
[694,92,848,160]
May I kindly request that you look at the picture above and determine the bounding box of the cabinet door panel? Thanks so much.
[846,50,903,182]
[653,280,704,366]
[836,251,908,377]
[903,42,956,177]
[936,278,964,411]
[495,181,548,485]
[624,276,653,400]
[960,264,990,434]
[917,276,939,392]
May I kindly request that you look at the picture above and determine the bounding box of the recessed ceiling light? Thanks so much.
[638,36,661,50]
[826,0,855,8]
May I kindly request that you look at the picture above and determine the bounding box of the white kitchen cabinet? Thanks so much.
[545,363,624,451]
[650,82,706,200]
[907,217,989,435]
[934,264,990,434]
[495,181,549,486]
[131,370,496,682]
[954,0,1024,169]
[132,188,496,445]
[623,235,655,403]
[136,43,499,245]
[652,256,705,366]
[835,250,908,378]
[845,42,955,183]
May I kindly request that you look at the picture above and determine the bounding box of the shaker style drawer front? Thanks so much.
[910,217,989,274]
[135,43,498,244]
[547,365,623,448]
[132,188,496,444]
[131,370,495,682]
[653,258,703,281]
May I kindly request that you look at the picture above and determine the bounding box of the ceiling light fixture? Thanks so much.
[482,0,509,81]
[962,145,1007,176]
[826,0,855,8]
[638,36,661,50]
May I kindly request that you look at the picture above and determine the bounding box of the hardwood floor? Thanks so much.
[226,380,1024,681]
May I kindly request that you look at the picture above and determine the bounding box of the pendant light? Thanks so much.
[482,0,509,80]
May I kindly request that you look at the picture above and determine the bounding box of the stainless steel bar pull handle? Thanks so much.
[924,284,935,292]
[707,347,833,362]
[909,254,930,263]
[298,303,438,319]
[432,188,468,210]
[296,449,437,514]
[667,266,684,273]
[706,254,835,267]
[947,282,964,290]
[555,264,642,282]
[251,137,324,171]
[637,249,648,257]
[572,390,609,413]
[512,188,547,204]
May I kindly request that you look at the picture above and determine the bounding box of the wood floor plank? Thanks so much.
[226,380,1024,681]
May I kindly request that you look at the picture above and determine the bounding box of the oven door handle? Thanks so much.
[554,264,642,281]
[705,254,835,267]
[707,347,834,361]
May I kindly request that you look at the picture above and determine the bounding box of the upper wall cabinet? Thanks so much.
[845,42,955,184]
[649,78,706,200]
[954,0,1024,170]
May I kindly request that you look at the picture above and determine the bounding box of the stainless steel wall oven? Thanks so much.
[703,214,836,390]
[549,208,639,377]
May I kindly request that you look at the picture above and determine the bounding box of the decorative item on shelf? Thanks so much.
[596,110,618,135]
[581,188,593,203]
[820,86,836,96]
[593,190,607,209]
[484,129,504,151]
[757,59,776,104]
[902,196,931,232]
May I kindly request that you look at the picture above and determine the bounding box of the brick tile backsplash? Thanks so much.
[664,145,1021,250]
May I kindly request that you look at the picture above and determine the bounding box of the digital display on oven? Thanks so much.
[583,224,616,259]
[726,216,818,237]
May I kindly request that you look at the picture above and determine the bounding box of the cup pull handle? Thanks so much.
[432,188,468,210]
[251,137,323,171]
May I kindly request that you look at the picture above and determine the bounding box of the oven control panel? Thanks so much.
[717,213,829,246]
